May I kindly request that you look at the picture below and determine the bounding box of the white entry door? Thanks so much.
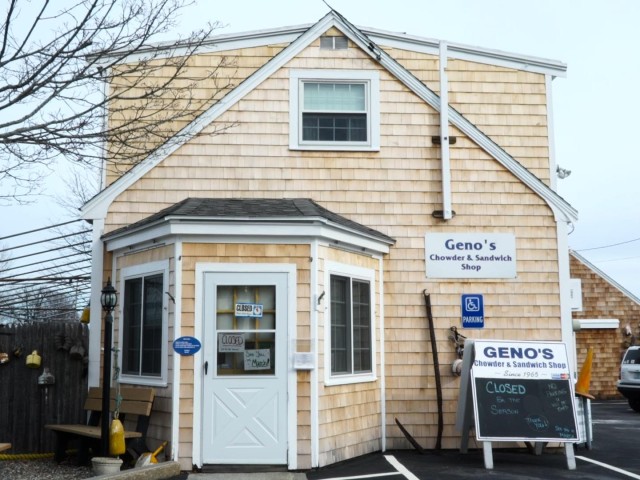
[202,271,288,465]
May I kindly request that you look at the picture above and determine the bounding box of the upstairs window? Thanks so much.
[290,70,379,151]
[303,82,367,143]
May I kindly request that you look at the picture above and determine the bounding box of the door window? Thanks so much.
[216,285,276,376]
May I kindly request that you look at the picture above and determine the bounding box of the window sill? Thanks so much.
[289,144,380,152]
[325,373,377,387]
[119,376,168,388]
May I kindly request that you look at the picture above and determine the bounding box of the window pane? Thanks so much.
[141,274,163,376]
[216,285,276,377]
[122,278,142,375]
[352,280,371,372]
[330,275,350,374]
[304,82,365,111]
[302,113,367,142]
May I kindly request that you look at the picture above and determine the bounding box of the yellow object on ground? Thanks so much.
[135,441,167,468]
[109,418,125,455]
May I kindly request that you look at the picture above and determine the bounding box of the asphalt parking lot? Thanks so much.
[306,400,640,480]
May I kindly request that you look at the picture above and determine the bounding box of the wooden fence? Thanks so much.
[0,321,89,453]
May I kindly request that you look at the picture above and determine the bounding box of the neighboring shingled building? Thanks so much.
[571,250,640,399]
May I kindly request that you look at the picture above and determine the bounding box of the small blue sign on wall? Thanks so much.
[461,294,484,328]
[173,336,202,356]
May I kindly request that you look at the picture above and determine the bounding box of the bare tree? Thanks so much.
[0,0,235,204]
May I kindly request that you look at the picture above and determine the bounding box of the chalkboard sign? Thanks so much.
[473,377,578,441]
[467,339,579,443]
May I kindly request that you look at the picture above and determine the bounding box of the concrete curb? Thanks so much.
[93,461,181,479]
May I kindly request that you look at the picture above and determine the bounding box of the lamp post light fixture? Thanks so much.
[100,277,117,456]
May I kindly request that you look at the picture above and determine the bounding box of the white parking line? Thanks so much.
[319,472,400,480]
[384,455,420,480]
[577,456,640,479]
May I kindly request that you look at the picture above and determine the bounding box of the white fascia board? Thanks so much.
[579,319,620,330]
[103,25,310,65]
[81,14,340,221]
[571,251,640,305]
[104,219,392,254]
[363,28,567,77]
[337,18,577,223]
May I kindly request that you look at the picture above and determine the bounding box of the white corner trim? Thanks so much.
[378,255,386,453]
[579,319,620,329]
[310,240,319,468]
[171,241,183,462]
[87,219,106,388]
[546,75,558,192]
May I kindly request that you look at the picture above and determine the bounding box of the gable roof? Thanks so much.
[81,9,577,223]
[570,250,640,305]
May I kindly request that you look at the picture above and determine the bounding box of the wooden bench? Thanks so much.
[45,386,155,464]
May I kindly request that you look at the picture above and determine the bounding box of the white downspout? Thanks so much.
[439,42,452,220]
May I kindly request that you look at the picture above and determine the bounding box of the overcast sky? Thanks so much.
[5,0,640,298]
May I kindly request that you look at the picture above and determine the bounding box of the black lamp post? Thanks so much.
[100,278,117,456]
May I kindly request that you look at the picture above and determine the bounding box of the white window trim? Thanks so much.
[324,260,377,386]
[289,69,380,151]
[118,260,169,387]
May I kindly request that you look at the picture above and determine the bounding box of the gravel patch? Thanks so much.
[0,458,93,479]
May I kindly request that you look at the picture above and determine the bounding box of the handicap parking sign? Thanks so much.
[461,294,484,328]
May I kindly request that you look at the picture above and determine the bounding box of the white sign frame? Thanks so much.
[425,233,516,279]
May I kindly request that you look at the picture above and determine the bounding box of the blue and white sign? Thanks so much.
[235,303,263,317]
[462,294,484,328]
[172,336,202,356]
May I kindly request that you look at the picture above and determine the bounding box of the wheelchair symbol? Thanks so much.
[465,297,480,312]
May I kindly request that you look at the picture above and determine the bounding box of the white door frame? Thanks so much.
[192,263,297,469]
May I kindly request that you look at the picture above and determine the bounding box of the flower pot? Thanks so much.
[91,456,122,476]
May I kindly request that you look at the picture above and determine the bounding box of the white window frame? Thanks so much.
[324,261,376,386]
[118,260,169,386]
[289,69,380,151]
